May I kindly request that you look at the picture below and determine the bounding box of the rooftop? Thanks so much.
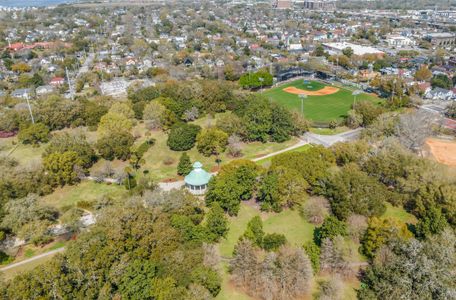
[184,162,212,186]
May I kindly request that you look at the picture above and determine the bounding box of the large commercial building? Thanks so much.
[323,42,385,57]
[425,33,456,47]
[294,0,336,10]
[386,35,417,48]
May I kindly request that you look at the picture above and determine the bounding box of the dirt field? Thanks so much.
[426,138,456,167]
[283,86,340,96]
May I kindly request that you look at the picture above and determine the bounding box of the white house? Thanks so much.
[36,85,54,96]
[425,88,454,101]
[386,35,416,48]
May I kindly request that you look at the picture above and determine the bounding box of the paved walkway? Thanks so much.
[159,128,362,191]
[0,247,65,272]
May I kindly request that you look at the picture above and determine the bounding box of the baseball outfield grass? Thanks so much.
[263,79,381,123]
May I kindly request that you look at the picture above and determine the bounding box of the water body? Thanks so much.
[0,0,76,7]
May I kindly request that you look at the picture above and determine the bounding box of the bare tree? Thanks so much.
[230,241,313,300]
[302,197,330,226]
[347,214,368,243]
[227,134,243,157]
[320,237,351,277]
[317,275,344,300]
[395,110,438,156]
[183,107,199,122]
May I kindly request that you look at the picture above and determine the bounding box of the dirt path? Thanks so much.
[0,247,65,272]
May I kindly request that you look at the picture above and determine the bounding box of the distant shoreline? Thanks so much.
[0,0,75,8]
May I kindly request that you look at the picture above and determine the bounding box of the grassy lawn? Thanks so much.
[383,203,417,224]
[309,126,350,135]
[0,138,45,167]
[263,79,380,122]
[136,116,300,182]
[255,144,312,167]
[42,181,128,210]
[217,203,316,300]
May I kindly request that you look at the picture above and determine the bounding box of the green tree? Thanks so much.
[177,152,192,176]
[43,151,82,186]
[316,216,348,245]
[414,65,432,81]
[108,102,135,119]
[206,160,259,215]
[431,74,452,89]
[242,97,272,142]
[270,104,294,142]
[191,266,221,297]
[271,146,336,193]
[196,128,228,157]
[361,217,412,259]
[118,260,158,300]
[258,166,308,212]
[205,202,229,242]
[262,233,287,251]
[303,240,320,273]
[353,101,385,127]
[167,124,201,151]
[96,131,134,161]
[342,47,354,58]
[18,123,50,145]
[415,206,448,239]
[241,216,264,247]
[97,112,133,137]
[43,133,96,169]
[324,164,387,220]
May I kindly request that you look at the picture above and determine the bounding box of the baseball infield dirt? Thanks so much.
[283,86,340,96]
[426,138,456,167]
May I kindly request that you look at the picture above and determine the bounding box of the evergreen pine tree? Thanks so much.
[177,152,192,176]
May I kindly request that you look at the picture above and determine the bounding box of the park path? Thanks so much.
[1,129,362,273]
[0,247,65,272]
[159,128,362,191]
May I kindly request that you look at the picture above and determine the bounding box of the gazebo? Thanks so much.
[184,162,212,195]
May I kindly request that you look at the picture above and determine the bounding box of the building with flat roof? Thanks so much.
[323,42,384,57]
[425,33,456,47]
[294,0,336,10]
[386,35,416,48]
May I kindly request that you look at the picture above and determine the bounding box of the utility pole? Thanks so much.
[25,93,35,124]
[299,94,307,116]
[66,67,75,100]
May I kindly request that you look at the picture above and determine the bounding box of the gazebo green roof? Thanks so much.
[184,162,212,186]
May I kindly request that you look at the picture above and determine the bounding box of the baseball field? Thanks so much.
[263,79,381,123]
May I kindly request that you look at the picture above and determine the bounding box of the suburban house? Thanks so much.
[425,87,455,101]
[11,88,33,99]
[50,77,65,86]
[36,85,54,96]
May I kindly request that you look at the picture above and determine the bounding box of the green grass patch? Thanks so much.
[309,126,350,135]
[42,181,128,210]
[137,117,299,181]
[48,241,66,251]
[24,249,35,258]
[263,209,315,247]
[383,203,417,224]
[264,79,380,122]
[255,144,312,167]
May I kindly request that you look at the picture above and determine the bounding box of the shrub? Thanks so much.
[262,233,287,251]
[18,123,49,145]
